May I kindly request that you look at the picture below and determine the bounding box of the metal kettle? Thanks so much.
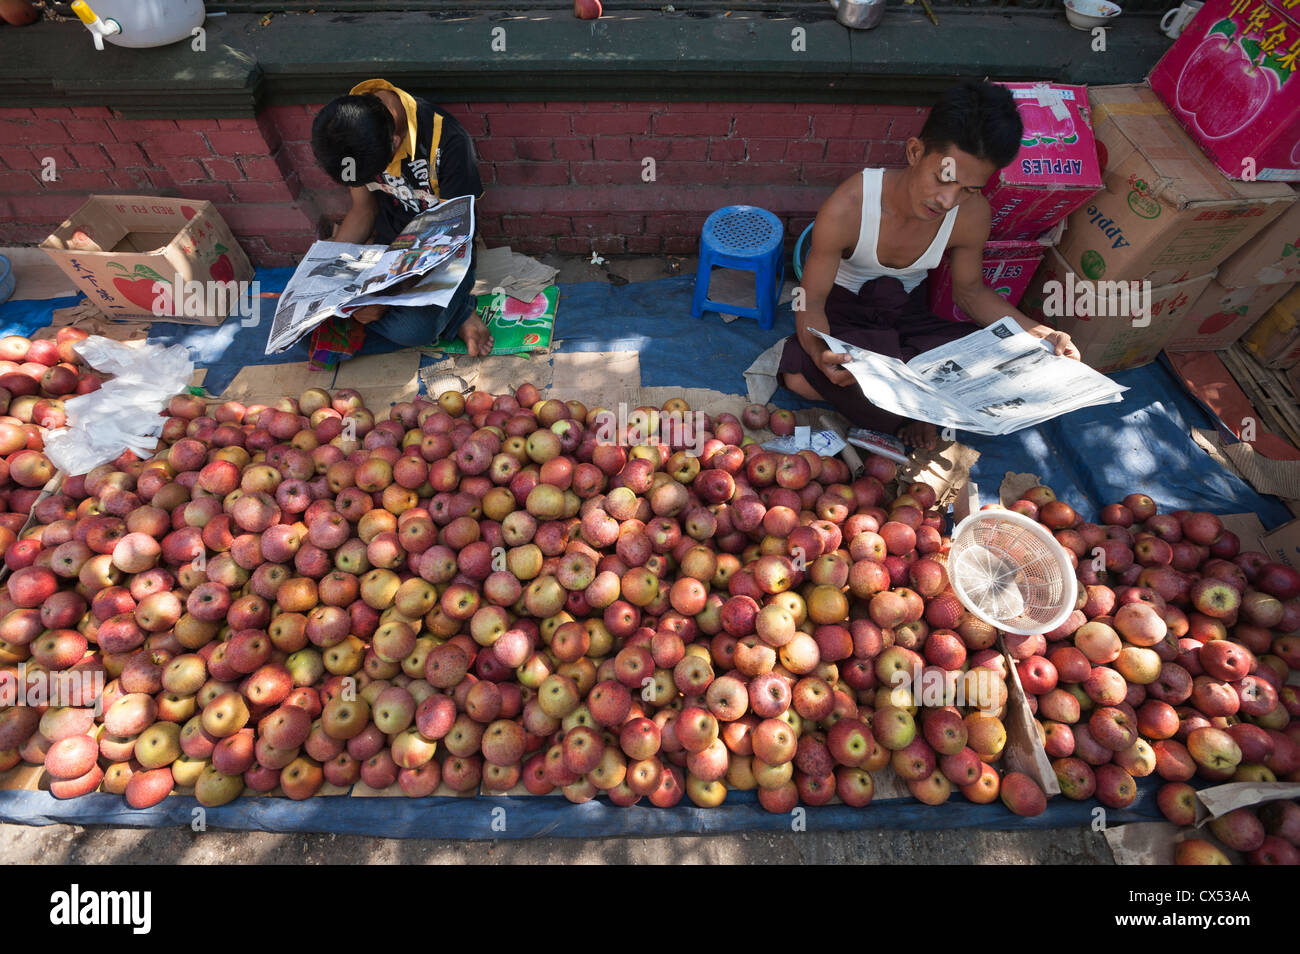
[829,0,887,29]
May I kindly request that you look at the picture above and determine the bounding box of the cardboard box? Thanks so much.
[1055,85,1295,286]
[1215,185,1300,287]
[1021,247,1216,372]
[984,83,1104,241]
[1166,279,1293,352]
[927,239,1050,322]
[1149,0,1300,182]
[1261,518,1300,571]
[39,195,253,324]
[1243,285,1300,367]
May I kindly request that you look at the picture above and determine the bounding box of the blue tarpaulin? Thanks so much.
[0,274,1288,837]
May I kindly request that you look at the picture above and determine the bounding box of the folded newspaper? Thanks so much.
[814,317,1127,436]
[264,195,475,354]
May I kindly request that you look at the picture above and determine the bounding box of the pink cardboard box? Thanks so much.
[928,240,1049,322]
[1149,0,1300,182]
[984,83,1104,241]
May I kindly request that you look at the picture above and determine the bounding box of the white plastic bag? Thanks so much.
[43,337,195,475]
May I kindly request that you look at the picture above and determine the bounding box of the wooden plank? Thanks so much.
[1222,344,1300,450]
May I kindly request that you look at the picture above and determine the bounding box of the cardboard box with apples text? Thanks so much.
[984,83,1104,241]
[928,238,1050,323]
[39,196,253,325]
[1055,85,1295,287]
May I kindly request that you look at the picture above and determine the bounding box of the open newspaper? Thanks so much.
[264,195,474,354]
[814,317,1126,436]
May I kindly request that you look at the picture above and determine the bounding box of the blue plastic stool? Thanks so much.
[690,206,784,330]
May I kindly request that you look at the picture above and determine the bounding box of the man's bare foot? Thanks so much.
[897,420,937,451]
[458,313,494,357]
[781,371,821,401]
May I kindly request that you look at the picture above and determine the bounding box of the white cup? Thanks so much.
[1160,0,1203,38]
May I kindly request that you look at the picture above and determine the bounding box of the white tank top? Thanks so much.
[834,167,960,295]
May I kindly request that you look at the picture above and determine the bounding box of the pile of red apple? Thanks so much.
[0,329,102,551]
[1002,488,1300,863]
[0,382,1051,815]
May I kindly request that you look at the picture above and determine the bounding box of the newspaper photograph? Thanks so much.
[265,195,475,354]
[814,317,1127,436]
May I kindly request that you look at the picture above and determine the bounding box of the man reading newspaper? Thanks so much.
[781,81,1081,450]
[309,79,492,364]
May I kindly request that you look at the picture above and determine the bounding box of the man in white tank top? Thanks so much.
[780,81,1081,449]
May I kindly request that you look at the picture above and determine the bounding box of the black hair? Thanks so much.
[311,94,396,186]
[919,81,1023,170]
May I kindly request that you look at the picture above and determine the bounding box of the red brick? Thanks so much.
[494,102,547,113]
[205,130,267,156]
[553,139,593,161]
[31,107,75,119]
[543,101,587,112]
[593,138,632,161]
[218,116,264,130]
[723,162,799,185]
[745,139,787,162]
[0,146,34,170]
[506,236,555,256]
[802,162,864,186]
[824,140,868,164]
[475,139,515,162]
[875,106,925,117]
[476,163,496,186]
[62,119,112,143]
[500,213,570,236]
[732,114,808,139]
[486,114,571,138]
[268,108,316,143]
[867,141,907,166]
[0,109,33,120]
[238,155,288,182]
[642,213,710,236]
[175,183,235,204]
[514,138,554,161]
[148,132,211,158]
[662,235,697,255]
[202,157,244,182]
[29,146,71,171]
[5,194,84,220]
[107,168,156,192]
[573,112,654,136]
[219,203,312,235]
[708,139,745,162]
[571,214,644,235]
[48,169,117,191]
[668,138,708,161]
[729,103,800,113]
[65,145,109,170]
[785,140,825,162]
[557,234,626,255]
[652,114,731,137]
[118,119,180,136]
[494,163,570,187]
[101,142,148,167]
[454,112,488,138]
[159,158,205,183]
[626,235,661,254]
[571,161,640,186]
[812,114,892,141]
[0,120,67,146]
[75,106,114,119]
[889,116,926,140]
[0,170,39,192]
[230,179,298,203]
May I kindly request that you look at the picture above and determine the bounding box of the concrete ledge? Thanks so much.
[0,10,1171,117]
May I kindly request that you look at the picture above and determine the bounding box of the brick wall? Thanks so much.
[0,101,926,266]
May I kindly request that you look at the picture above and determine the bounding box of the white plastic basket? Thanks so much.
[946,509,1077,636]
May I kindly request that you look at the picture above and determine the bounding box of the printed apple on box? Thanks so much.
[39,195,253,323]
[1149,0,1300,182]
[1165,278,1292,351]
[983,83,1104,241]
